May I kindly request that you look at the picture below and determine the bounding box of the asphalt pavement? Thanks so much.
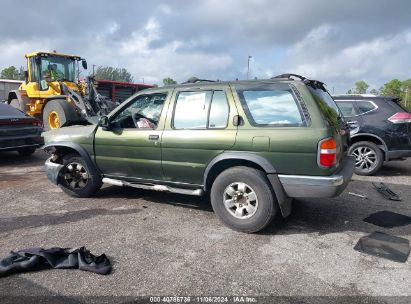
[0,150,410,302]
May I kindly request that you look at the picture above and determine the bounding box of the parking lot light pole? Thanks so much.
[247,55,252,80]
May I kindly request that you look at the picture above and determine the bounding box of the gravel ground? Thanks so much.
[0,150,410,302]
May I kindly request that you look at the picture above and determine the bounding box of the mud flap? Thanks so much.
[267,174,292,218]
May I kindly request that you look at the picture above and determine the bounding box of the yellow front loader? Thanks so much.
[7,51,115,130]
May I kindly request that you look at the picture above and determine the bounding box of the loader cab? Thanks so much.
[24,52,86,95]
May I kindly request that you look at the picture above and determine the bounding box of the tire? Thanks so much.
[349,141,384,176]
[210,166,278,233]
[18,147,36,156]
[43,99,77,131]
[58,153,102,198]
[10,98,22,111]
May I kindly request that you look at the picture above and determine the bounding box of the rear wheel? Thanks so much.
[59,153,102,197]
[210,166,278,233]
[18,147,36,156]
[43,99,77,131]
[349,141,384,175]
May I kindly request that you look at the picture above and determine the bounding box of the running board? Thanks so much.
[102,177,204,196]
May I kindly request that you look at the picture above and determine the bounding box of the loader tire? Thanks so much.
[43,99,77,130]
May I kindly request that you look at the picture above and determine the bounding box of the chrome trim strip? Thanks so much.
[278,174,344,186]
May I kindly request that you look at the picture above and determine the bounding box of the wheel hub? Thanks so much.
[223,182,258,219]
[48,111,60,129]
[64,162,89,189]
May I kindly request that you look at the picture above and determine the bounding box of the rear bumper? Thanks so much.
[388,149,411,160]
[0,136,44,151]
[278,156,355,198]
[44,157,64,185]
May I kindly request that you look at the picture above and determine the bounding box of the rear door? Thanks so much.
[335,99,363,133]
[161,85,238,185]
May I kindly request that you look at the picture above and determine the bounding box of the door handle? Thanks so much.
[148,135,159,140]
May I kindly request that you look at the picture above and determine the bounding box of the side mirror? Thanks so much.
[98,115,110,130]
[82,59,87,70]
[24,71,29,83]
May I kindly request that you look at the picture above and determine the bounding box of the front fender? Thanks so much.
[44,157,64,185]
[43,141,100,176]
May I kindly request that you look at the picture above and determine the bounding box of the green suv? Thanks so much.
[43,74,355,233]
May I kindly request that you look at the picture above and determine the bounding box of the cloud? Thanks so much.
[0,0,410,90]
[282,28,411,92]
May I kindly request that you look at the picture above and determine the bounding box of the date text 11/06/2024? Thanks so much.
[149,296,257,303]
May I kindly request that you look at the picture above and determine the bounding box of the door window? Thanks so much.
[110,93,167,129]
[209,91,229,128]
[173,90,229,129]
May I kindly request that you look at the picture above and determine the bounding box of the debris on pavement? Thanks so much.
[363,211,411,228]
[348,192,368,199]
[354,231,410,263]
[0,246,111,277]
[373,182,401,201]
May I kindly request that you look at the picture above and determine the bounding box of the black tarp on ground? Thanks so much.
[354,231,410,263]
[0,247,111,277]
[363,211,411,228]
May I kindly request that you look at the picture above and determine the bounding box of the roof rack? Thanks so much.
[271,73,326,91]
[271,73,307,81]
[182,77,216,84]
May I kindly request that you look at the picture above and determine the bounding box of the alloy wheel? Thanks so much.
[223,182,258,219]
[352,146,378,172]
[64,162,89,189]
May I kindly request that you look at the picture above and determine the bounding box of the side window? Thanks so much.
[110,93,166,129]
[356,100,377,114]
[173,90,230,129]
[173,91,212,129]
[209,91,229,128]
[238,88,303,126]
[337,101,357,117]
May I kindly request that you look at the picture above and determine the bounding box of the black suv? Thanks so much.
[333,94,411,175]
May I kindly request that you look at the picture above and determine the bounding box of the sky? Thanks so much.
[1,0,410,93]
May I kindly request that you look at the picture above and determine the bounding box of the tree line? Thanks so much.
[0,64,178,87]
[4,61,407,109]
[346,79,411,110]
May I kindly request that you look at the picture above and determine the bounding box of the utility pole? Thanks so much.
[405,87,409,109]
[247,55,252,80]
[92,64,96,77]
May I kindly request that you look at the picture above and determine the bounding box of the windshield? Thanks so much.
[39,55,76,83]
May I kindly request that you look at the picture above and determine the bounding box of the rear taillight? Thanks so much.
[388,112,411,124]
[318,138,337,167]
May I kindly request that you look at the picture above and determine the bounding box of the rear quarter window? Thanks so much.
[236,84,304,127]
[356,100,377,114]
